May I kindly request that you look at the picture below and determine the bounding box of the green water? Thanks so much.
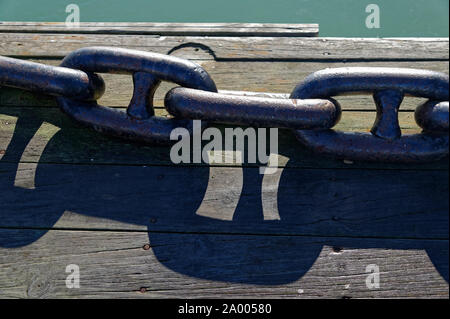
[0,0,448,37]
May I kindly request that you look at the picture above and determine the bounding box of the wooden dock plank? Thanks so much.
[1,60,448,110]
[0,22,319,37]
[0,229,447,298]
[0,34,448,60]
[0,24,448,298]
[0,163,447,239]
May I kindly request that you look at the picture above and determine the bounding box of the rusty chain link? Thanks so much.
[0,46,448,162]
[57,46,218,144]
[290,67,449,162]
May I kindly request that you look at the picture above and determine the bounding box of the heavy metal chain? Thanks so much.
[0,46,448,163]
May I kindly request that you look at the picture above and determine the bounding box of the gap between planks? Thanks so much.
[0,225,448,242]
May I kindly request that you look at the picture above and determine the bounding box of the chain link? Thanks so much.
[57,46,217,144]
[0,55,104,100]
[165,88,341,129]
[0,47,448,162]
[291,67,449,162]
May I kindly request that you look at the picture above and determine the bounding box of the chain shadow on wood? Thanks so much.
[0,108,448,285]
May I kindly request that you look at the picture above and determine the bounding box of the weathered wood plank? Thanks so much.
[0,30,447,299]
[1,106,448,170]
[0,162,447,239]
[0,229,447,298]
[0,22,319,37]
[1,34,447,60]
[1,60,447,110]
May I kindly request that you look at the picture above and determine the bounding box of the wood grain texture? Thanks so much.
[0,27,448,298]
[0,34,448,60]
[0,22,319,37]
[0,229,447,298]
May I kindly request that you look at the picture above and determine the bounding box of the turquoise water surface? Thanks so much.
[0,0,448,37]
